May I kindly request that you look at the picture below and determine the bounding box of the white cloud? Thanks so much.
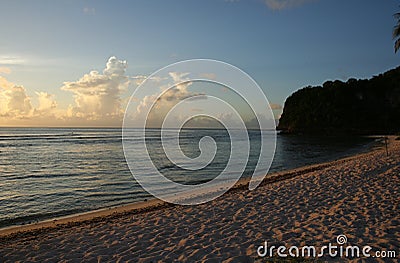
[35,92,57,112]
[83,7,96,15]
[136,72,205,112]
[0,57,129,126]
[0,77,33,118]
[168,72,190,87]
[270,103,282,110]
[0,57,131,126]
[162,72,196,101]
[264,0,316,10]
[4,86,32,115]
[130,75,167,87]
[2,57,264,128]
[0,76,14,90]
[61,56,129,121]
[136,93,158,114]
[0,67,11,74]
[131,75,148,86]
[0,56,26,66]
[132,71,208,128]
[199,73,217,80]
[0,76,61,122]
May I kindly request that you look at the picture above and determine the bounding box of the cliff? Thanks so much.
[277,66,400,135]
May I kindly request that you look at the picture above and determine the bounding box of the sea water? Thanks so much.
[0,127,373,227]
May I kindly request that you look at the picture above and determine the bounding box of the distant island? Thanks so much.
[277,66,400,135]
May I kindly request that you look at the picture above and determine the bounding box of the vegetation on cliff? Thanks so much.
[277,67,400,135]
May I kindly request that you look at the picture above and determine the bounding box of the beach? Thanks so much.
[0,137,399,262]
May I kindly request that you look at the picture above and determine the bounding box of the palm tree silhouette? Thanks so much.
[394,10,400,53]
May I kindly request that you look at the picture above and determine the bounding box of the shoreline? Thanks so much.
[0,135,387,239]
[0,136,398,262]
[0,133,377,232]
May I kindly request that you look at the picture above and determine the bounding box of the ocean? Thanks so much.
[0,128,373,228]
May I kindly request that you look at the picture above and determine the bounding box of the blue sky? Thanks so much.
[0,0,399,126]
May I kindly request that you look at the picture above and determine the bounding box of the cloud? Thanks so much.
[0,76,61,123]
[182,115,224,129]
[0,76,14,90]
[0,77,33,118]
[0,57,130,126]
[168,72,190,85]
[61,56,128,121]
[35,92,57,112]
[264,0,316,10]
[160,72,204,101]
[136,93,158,114]
[0,67,11,74]
[0,56,26,66]
[130,75,166,86]
[270,103,282,110]
[0,57,129,126]
[133,71,207,127]
[136,72,195,114]
[180,112,269,130]
[2,56,272,128]
[199,73,217,80]
[83,7,96,15]
[4,86,32,115]
[131,75,148,86]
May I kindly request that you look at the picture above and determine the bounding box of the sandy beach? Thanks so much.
[0,137,399,262]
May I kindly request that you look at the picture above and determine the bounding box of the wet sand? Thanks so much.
[0,137,399,262]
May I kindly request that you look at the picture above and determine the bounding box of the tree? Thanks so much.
[394,10,400,53]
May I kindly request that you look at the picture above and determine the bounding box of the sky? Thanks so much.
[0,0,399,127]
